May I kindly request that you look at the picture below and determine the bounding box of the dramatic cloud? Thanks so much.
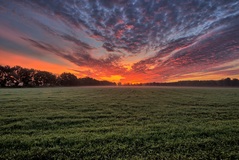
[21,37,125,78]
[1,0,239,82]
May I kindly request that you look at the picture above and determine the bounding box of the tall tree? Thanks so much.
[58,72,78,86]
[34,71,56,86]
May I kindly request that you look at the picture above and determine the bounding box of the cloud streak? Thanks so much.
[21,37,126,78]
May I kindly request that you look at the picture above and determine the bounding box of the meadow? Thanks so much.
[0,86,239,159]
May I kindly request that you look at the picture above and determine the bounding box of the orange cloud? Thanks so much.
[115,30,124,39]
[125,25,134,30]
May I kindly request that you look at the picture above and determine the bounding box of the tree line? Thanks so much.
[0,65,116,87]
[144,78,239,87]
[1,65,239,88]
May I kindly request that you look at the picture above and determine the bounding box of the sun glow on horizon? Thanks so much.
[0,50,75,75]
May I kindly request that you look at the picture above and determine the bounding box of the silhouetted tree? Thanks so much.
[58,72,78,86]
[77,77,116,86]
[17,68,33,86]
[232,78,239,86]
[0,65,6,87]
[78,77,99,86]
[144,78,239,87]
[34,71,56,86]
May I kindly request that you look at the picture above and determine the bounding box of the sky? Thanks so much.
[0,0,239,83]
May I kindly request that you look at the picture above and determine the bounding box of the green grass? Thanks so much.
[1,86,239,159]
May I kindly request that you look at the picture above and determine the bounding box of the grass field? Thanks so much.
[0,86,239,159]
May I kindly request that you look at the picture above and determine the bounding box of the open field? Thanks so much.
[1,86,239,159]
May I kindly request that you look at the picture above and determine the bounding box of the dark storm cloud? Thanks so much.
[18,0,239,54]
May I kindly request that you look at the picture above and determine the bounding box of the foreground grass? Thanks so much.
[0,86,239,159]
